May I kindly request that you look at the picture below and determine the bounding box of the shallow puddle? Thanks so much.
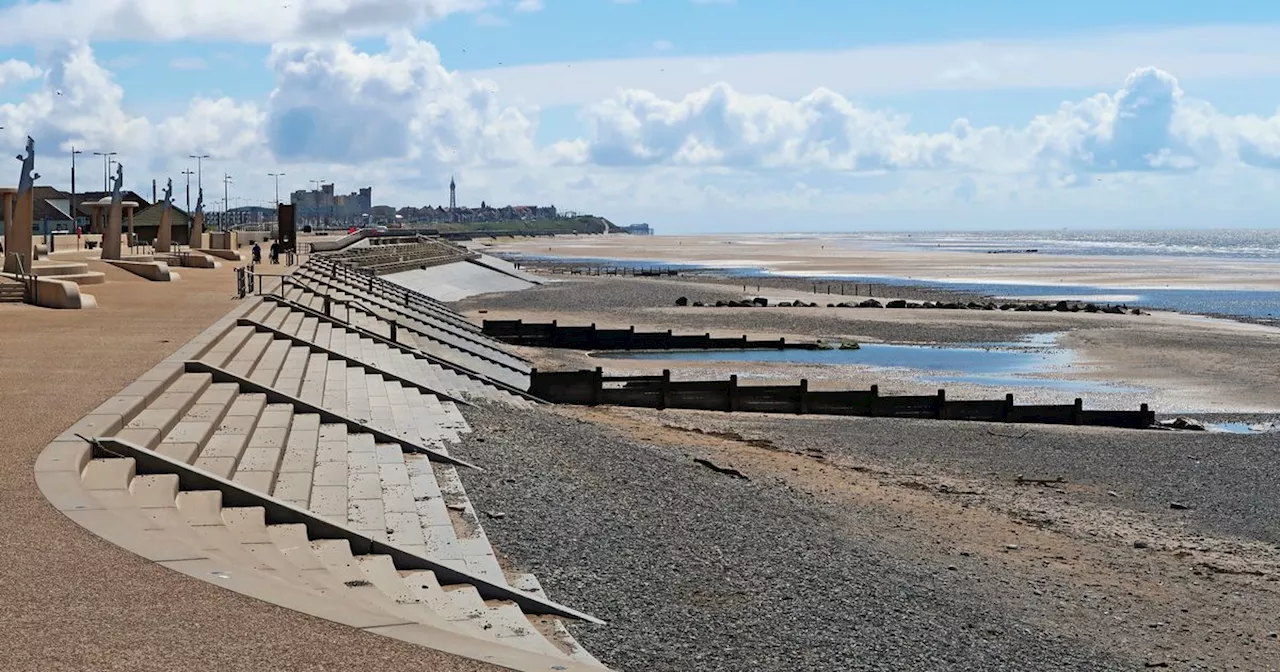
[597,333,1140,394]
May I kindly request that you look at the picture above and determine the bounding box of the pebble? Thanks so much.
[453,404,1128,671]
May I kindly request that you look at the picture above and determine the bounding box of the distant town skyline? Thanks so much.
[3,2,1280,231]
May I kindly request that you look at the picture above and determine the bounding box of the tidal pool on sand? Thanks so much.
[596,333,1141,394]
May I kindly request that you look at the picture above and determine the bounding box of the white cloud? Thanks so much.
[0,0,486,45]
[465,24,1280,106]
[552,66,1280,182]
[514,0,544,12]
[0,59,42,88]
[264,32,537,170]
[4,34,1280,230]
[0,42,151,156]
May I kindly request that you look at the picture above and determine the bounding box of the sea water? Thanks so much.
[597,333,1140,394]
[504,229,1280,319]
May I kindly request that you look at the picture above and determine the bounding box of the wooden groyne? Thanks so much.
[530,369,1155,429]
[482,319,821,350]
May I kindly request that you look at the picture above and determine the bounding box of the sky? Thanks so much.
[2,1,1280,232]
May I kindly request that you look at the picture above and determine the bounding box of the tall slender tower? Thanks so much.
[449,176,457,222]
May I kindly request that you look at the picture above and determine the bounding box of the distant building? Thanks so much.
[623,223,653,235]
[206,206,275,230]
[290,183,372,225]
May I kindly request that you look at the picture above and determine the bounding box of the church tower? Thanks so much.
[449,176,457,221]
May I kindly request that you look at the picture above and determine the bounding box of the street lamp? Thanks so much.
[189,153,210,201]
[92,151,116,191]
[70,147,83,232]
[268,172,285,208]
[222,173,233,229]
[181,169,195,213]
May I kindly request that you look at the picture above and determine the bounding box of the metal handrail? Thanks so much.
[7,252,37,304]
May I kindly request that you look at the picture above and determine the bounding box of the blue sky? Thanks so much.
[2,0,1280,231]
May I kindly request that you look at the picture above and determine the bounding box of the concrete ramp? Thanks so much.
[384,261,533,302]
[465,253,544,285]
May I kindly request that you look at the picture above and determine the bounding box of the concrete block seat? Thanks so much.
[271,286,534,408]
[30,260,108,285]
[283,280,531,388]
[36,445,607,670]
[287,270,530,372]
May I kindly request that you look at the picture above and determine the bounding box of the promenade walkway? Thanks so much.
[0,257,529,671]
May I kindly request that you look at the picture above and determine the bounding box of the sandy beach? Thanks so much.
[458,274,1280,415]
[485,235,1280,292]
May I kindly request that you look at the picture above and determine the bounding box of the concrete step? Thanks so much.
[192,392,267,479]
[61,446,606,670]
[115,372,213,450]
[156,381,239,464]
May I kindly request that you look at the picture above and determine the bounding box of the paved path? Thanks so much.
[0,256,507,671]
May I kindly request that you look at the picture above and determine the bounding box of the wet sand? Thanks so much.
[484,235,1280,292]
[457,274,1280,415]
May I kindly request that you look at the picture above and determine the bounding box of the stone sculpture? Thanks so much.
[17,136,39,196]
[156,178,175,252]
[4,137,38,273]
[103,163,125,259]
[191,187,206,245]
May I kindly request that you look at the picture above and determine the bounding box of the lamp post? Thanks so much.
[222,173,233,230]
[92,151,116,191]
[268,172,285,208]
[70,147,83,233]
[189,153,210,201]
[181,169,195,213]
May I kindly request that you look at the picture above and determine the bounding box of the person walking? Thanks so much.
[251,242,262,264]
[269,240,281,264]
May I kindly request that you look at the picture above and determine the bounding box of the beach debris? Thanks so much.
[693,458,750,481]
[839,341,861,350]
[1134,540,1150,549]
[1158,417,1207,431]
[1169,502,1191,510]
[484,510,507,520]
[674,296,688,306]
[1004,544,1019,551]
[1014,475,1066,485]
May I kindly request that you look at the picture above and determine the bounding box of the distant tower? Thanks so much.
[449,176,457,221]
